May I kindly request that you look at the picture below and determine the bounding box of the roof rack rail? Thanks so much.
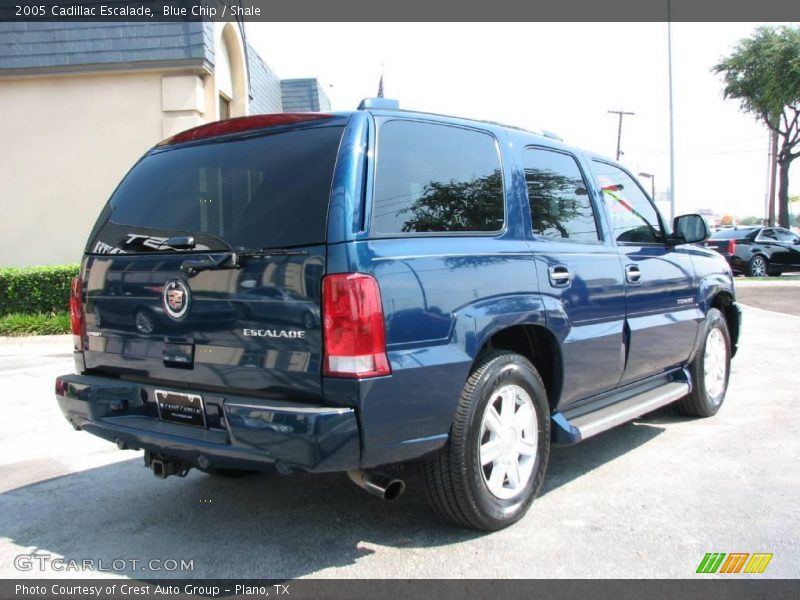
[357,98,400,110]
[542,130,563,141]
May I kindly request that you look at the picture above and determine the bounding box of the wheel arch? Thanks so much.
[709,291,740,357]
[473,323,563,412]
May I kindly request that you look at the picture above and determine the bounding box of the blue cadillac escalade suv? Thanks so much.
[57,99,741,530]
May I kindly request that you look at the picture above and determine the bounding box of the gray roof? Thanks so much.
[0,22,213,74]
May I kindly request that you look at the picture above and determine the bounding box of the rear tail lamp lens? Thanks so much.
[69,276,86,350]
[322,273,390,378]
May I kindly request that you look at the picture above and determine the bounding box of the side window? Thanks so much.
[524,148,599,242]
[775,228,797,243]
[759,228,778,241]
[372,120,505,234]
[591,160,665,244]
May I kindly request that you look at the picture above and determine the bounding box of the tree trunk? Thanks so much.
[777,159,791,228]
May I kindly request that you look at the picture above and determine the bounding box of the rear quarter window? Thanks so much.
[371,120,505,235]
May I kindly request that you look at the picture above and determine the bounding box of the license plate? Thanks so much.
[155,389,206,428]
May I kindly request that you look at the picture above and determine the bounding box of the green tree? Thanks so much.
[400,171,505,233]
[713,26,800,228]
[738,215,762,225]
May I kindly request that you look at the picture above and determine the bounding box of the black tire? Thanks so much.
[747,255,768,277]
[422,351,550,531]
[676,308,731,418]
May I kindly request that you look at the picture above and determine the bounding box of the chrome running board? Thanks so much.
[568,381,689,441]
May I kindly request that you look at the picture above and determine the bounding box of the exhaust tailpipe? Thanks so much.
[347,469,405,501]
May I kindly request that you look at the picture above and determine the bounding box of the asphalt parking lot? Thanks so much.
[0,285,797,579]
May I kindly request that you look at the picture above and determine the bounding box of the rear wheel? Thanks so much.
[677,308,731,418]
[422,351,550,530]
[134,309,155,334]
[748,255,768,277]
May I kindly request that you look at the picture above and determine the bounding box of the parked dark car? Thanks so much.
[234,285,320,329]
[56,99,741,530]
[705,226,800,277]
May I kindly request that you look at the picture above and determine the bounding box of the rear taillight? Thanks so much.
[69,276,86,350]
[727,240,737,255]
[322,273,390,378]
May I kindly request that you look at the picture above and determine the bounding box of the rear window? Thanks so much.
[710,228,757,240]
[90,121,345,253]
[372,120,505,235]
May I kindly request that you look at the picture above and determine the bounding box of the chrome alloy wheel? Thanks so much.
[750,256,767,277]
[135,310,155,334]
[478,384,538,500]
[704,328,727,400]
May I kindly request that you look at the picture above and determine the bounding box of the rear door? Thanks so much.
[779,229,800,268]
[81,117,347,400]
[590,160,701,385]
[524,147,627,406]
[769,228,800,269]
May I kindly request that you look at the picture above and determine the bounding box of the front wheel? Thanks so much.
[422,351,550,530]
[676,308,731,418]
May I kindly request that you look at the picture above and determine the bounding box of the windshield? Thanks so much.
[88,120,346,254]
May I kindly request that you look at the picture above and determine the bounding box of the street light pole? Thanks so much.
[638,172,655,201]
[667,0,676,221]
[608,110,635,161]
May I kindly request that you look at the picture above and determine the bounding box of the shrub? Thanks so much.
[0,264,79,317]
[0,312,71,336]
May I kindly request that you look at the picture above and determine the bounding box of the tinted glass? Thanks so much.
[710,228,758,240]
[524,148,599,242]
[759,228,778,241]
[372,120,504,234]
[92,123,345,252]
[775,228,798,242]
[592,161,664,244]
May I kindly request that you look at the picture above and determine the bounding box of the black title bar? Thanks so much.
[2,579,800,600]
[2,0,800,22]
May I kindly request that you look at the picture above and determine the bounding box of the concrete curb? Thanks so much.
[0,334,72,356]
[735,279,800,287]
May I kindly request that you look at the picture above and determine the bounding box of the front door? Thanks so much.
[590,160,701,385]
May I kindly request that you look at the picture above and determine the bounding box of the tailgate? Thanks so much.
[704,239,729,254]
[83,250,324,399]
[77,117,348,401]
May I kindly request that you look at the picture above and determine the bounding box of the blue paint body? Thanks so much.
[56,108,740,473]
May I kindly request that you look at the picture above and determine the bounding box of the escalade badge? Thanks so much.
[163,279,190,319]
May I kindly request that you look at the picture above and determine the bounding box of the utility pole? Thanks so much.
[767,128,778,225]
[667,0,676,221]
[608,110,635,161]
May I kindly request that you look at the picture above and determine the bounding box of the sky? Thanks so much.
[247,22,799,222]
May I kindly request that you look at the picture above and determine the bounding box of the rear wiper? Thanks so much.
[180,247,308,277]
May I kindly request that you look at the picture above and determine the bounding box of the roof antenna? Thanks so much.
[377,62,384,98]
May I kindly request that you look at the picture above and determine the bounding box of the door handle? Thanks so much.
[625,264,642,285]
[548,265,572,287]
